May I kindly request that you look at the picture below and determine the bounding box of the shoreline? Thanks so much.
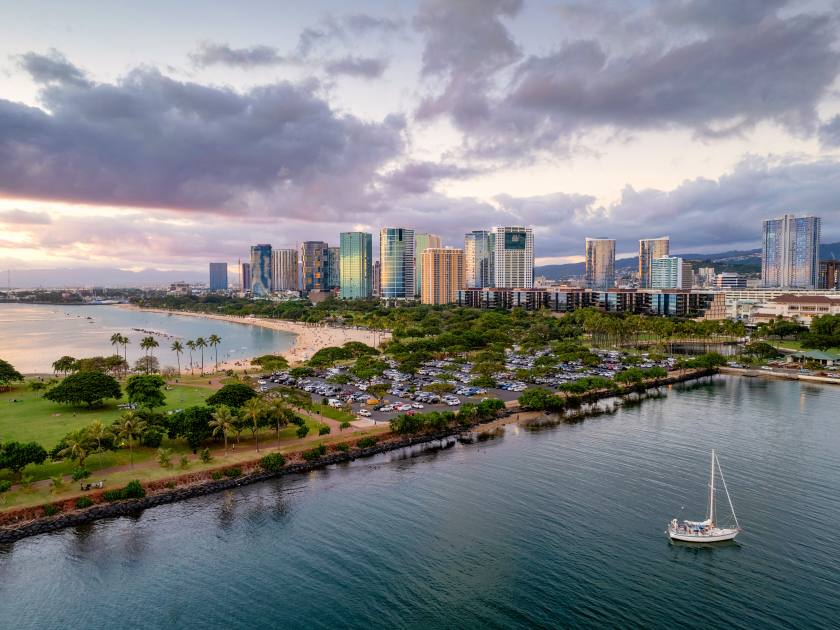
[0,368,716,542]
[117,305,390,367]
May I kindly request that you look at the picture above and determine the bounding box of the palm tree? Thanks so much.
[121,334,130,364]
[171,340,184,375]
[117,411,147,468]
[110,332,123,358]
[195,337,207,374]
[210,405,235,456]
[87,420,113,468]
[243,398,264,452]
[58,430,92,469]
[268,399,290,444]
[208,334,222,370]
[186,340,196,375]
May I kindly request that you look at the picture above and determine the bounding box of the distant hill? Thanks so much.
[535,242,840,280]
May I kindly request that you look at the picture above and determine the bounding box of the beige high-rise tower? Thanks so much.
[639,237,670,288]
[421,248,464,305]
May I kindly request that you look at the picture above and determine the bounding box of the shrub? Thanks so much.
[71,468,91,481]
[164,480,177,489]
[357,437,377,448]
[289,415,306,427]
[75,496,94,509]
[318,425,331,435]
[260,453,287,472]
[103,489,123,502]
[157,448,173,468]
[302,444,327,461]
[0,480,11,493]
[43,504,60,516]
[179,455,190,469]
[296,425,310,439]
[211,471,223,480]
[339,421,351,430]
[122,480,145,499]
[199,448,212,464]
[334,443,350,452]
[223,467,241,478]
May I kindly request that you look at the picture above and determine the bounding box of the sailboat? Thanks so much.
[668,449,741,543]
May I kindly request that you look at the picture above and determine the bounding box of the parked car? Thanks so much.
[358,409,372,417]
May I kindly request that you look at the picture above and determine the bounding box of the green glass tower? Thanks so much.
[339,232,373,299]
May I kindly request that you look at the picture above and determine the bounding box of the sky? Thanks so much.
[1,0,840,284]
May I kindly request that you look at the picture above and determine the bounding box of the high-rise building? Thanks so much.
[271,249,298,291]
[373,260,381,297]
[493,226,533,288]
[414,233,442,296]
[464,230,495,288]
[714,272,747,289]
[249,244,272,297]
[585,238,616,289]
[241,262,251,292]
[300,241,329,292]
[380,227,416,299]
[639,237,670,288]
[421,248,464,305]
[327,246,341,290]
[698,266,716,287]
[818,260,839,290]
[761,214,821,288]
[340,232,373,299]
[651,256,692,289]
[209,262,228,291]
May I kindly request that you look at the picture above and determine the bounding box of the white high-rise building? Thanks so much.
[761,214,821,288]
[492,226,533,288]
[651,256,692,289]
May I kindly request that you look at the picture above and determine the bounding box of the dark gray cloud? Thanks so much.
[189,41,289,68]
[0,209,52,225]
[380,161,480,194]
[415,0,840,158]
[414,0,523,128]
[493,157,840,257]
[0,62,404,219]
[16,49,90,87]
[323,56,388,78]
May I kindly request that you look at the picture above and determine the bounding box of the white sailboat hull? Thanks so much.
[668,527,739,543]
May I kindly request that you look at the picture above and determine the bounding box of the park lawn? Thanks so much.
[308,403,355,423]
[0,381,211,447]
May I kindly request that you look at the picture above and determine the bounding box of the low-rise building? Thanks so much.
[751,294,840,326]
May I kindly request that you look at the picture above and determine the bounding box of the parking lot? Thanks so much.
[255,348,676,424]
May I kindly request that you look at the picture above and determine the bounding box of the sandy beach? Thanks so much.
[119,305,390,369]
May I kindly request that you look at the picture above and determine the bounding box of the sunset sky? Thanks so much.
[2,0,840,281]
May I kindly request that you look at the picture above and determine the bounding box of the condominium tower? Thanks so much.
[415,233,442,296]
[380,227,415,299]
[327,246,341,290]
[650,256,692,290]
[209,262,228,291]
[421,248,464,305]
[300,241,329,292]
[240,262,250,292]
[639,237,670,288]
[271,249,298,291]
[464,230,495,288]
[339,232,373,299]
[249,244,272,297]
[585,238,616,289]
[761,214,821,288]
[493,226,533,288]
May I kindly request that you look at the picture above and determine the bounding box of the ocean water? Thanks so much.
[0,303,295,373]
[0,376,838,628]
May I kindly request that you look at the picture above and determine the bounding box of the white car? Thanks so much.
[412,403,424,409]
[358,409,372,417]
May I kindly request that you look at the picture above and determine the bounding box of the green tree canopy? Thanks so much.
[206,383,258,408]
[125,374,167,409]
[0,358,24,389]
[168,406,215,452]
[0,441,47,479]
[251,354,290,371]
[44,371,122,407]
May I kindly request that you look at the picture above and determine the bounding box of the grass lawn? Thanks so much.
[0,381,211,447]
[308,403,355,423]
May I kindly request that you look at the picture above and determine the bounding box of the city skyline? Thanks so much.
[2,1,840,283]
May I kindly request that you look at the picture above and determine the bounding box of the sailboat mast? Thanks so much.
[708,449,716,524]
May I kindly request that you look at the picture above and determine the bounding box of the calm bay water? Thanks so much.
[0,303,295,372]
[0,376,838,628]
